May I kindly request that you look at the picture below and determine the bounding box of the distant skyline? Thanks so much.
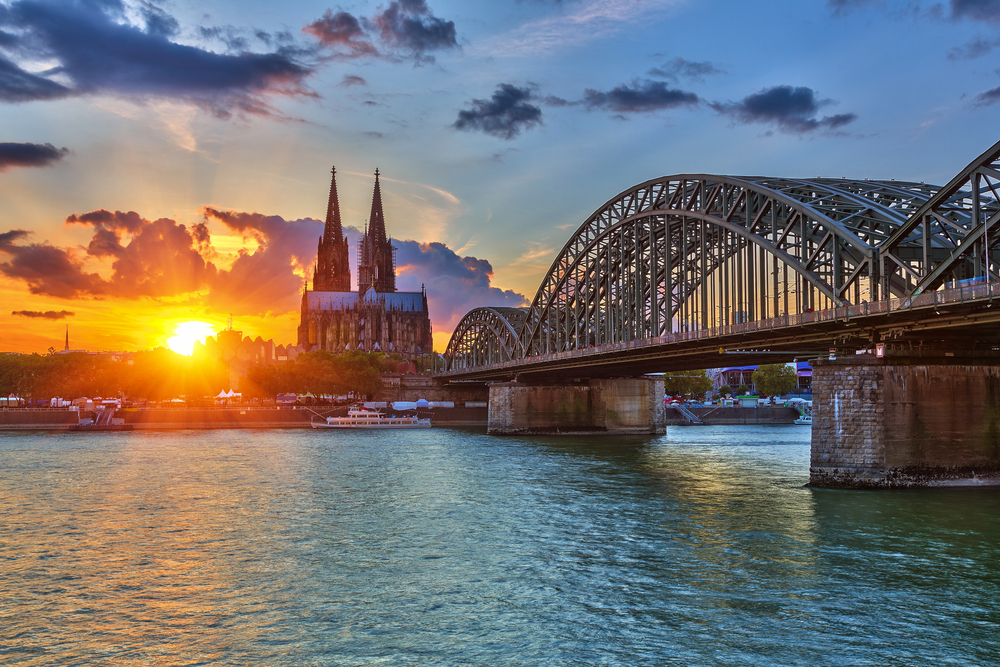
[2,0,999,353]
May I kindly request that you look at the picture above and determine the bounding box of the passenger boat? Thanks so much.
[311,406,431,429]
[793,414,813,425]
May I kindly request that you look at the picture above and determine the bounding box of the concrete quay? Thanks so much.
[668,406,801,425]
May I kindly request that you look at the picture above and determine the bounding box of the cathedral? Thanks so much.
[297,167,433,359]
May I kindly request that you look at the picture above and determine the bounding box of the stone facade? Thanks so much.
[487,377,666,435]
[810,356,1000,488]
[297,168,432,359]
[299,288,432,358]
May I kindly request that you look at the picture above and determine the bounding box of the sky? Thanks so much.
[1,0,999,354]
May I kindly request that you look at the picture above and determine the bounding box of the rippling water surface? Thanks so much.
[1,426,998,665]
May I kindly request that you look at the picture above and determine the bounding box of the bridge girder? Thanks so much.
[443,307,526,371]
[443,140,1000,376]
[882,139,1000,296]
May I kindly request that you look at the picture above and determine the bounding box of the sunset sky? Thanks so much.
[2,0,999,354]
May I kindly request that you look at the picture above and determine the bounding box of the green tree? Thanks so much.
[243,364,297,401]
[718,384,733,397]
[751,363,798,397]
[663,370,714,400]
[257,350,384,400]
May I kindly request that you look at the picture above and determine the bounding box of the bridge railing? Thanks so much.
[440,280,1000,375]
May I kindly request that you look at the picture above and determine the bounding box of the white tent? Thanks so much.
[216,390,229,399]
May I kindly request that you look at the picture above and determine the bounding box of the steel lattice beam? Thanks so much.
[442,140,1000,377]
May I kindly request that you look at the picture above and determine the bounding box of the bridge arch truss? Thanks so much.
[444,140,1000,373]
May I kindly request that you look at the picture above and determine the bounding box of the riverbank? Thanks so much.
[1,405,798,430]
[0,406,489,430]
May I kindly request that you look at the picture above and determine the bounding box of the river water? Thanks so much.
[1,426,998,665]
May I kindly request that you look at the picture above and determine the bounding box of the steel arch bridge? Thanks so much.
[442,139,1000,381]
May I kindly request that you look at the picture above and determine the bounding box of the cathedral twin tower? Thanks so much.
[298,168,432,358]
[312,167,395,294]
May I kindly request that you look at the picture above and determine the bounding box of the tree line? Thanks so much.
[661,363,799,400]
[242,351,384,401]
[0,349,401,403]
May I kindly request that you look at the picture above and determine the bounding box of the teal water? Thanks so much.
[0,426,997,665]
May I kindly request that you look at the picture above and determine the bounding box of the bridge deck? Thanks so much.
[437,280,1000,381]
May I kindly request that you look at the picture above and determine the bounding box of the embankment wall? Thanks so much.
[674,406,800,425]
[810,357,1000,488]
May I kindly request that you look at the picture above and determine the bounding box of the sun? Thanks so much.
[166,321,217,356]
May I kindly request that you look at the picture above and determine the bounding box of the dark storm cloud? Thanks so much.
[2,214,220,300]
[67,210,218,298]
[951,0,1000,21]
[0,229,31,247]
[453,84,542,140]
[4,207,306,312]
[198,25,251,52]
[0,0,315,117]
[710,85,857,134]
[66,209,145,233]
[139,1,179,37]
[303,10,378,58]
[973,85,1000,107]
[647,57,726,83]
[202,208,324,315]
[583,80,699,113]
[372,0,458,59]
[304,0,457,63]
[0,142,69,171]
[202,207,321,268]
[0,229,108,298]
[11,309,74,319]
[394,240,528,334]
[0,54,72,102]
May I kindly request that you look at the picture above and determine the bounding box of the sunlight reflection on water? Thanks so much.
[0,426,997,665]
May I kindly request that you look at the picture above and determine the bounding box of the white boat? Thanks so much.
[311,406,431,429]
[794,414,813,425]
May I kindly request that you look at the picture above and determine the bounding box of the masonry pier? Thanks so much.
[487,377,666,435]
[810,356,1000,488]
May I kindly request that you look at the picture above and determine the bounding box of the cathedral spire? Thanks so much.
[368,168,387,247]
[323,166,343,245]
[312,165,351,292]
[357,168,396,293]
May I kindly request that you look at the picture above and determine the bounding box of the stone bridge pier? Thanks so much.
[487,377,666,435]
[810,357,1000,488]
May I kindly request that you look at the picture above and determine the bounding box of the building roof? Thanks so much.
[307,290,425,312]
